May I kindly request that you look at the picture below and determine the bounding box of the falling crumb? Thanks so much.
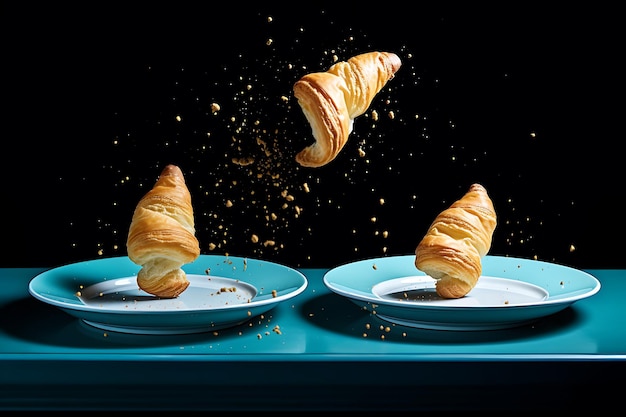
[569,244,576,252]
[372,263,377,270]
[257,334,262,339]
[210,103,220,113]
[75,291,82,297]
[232,157,255,166]
[388,111,395,119]
[251,234,259,243]
[273,325,282,334]
[271,289,278,298]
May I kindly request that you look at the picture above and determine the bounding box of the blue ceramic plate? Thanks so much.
[29,255,308,335]
[323,255,601,331]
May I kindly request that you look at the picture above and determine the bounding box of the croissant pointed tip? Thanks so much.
[161,164,184,178]
[385,52,402,74]
[469,183,487,193]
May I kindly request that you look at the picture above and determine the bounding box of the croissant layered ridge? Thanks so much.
[294,51,402,168]
[126,164,200,298]
[414,184,497,299]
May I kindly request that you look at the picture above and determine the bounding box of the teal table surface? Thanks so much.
[1,267,625,411]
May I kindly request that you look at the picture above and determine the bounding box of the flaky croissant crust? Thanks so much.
[294,51,401,168]
[415,184,497,299]
[126,164,200,298]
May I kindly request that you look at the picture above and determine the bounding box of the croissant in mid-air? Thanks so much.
[414,184,497,299]
[126,164,200,298]
[293,51,402,168]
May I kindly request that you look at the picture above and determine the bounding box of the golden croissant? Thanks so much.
[414,184,497,299]
[126,164,200,298]
[293,51,402,167]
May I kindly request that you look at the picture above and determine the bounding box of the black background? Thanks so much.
[3,3,623,269]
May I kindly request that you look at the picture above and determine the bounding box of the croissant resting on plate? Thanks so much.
[293,51,402,168]
[126,164,200,298]
[414,184,497,299]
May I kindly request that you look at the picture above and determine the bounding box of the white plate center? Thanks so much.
[77,274,258,311]
[372,276,549,307]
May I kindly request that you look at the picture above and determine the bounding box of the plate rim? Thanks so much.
[28,254,308,318]
[323,254,601,311]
